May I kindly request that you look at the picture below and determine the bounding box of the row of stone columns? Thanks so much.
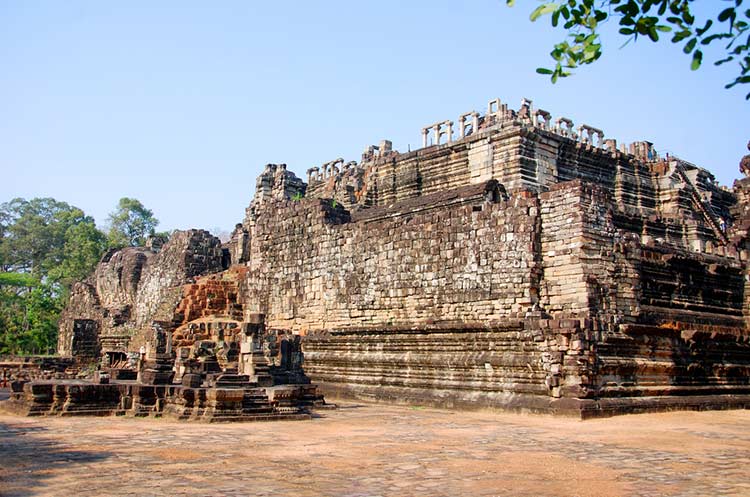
[578,125,605,149]
[307,158,360,183]
[417,97,626,154]
[459,112,480,138]
[422,120,453,148]
[421,107,491,148]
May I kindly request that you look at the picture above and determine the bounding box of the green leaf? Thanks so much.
[552,9,560,26]
[718,7,735,22]
[701,33,729,45]
[671,30,690,43]
[696,19,713,36]
[715,56,735,65]
[536,67,555,74]
[530,3,559,21]
[691,49,703,70]
[684,37,697,53]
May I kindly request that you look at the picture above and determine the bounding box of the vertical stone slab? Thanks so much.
[468,139,493,184]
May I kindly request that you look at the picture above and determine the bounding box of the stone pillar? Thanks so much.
[555,117,574,138]
[330,158,344,177]
[239,314,272,386]
[487,98,501,116]
[139,322,175,385]
[534,110,551,129]
[459,112,479,137]
[519,98,533,121]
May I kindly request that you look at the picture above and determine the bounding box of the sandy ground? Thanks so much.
[0,399,749,497]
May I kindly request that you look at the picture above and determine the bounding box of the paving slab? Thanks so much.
[0,401,748,496]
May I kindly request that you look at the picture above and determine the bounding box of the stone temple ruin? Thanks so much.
[4,96,750,419]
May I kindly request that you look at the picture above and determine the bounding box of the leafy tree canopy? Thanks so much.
[0,276,61,355]
[508,0,750,99]
[48,221,108,291]
[106,197,160,248]
[0,197,106,282]
[0,198,107,355]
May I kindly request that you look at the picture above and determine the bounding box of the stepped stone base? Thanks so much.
[318,382,750,419]
[0,379,326,422]
[303,322,750,419]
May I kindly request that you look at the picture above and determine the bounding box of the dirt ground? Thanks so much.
[0,398,749,497]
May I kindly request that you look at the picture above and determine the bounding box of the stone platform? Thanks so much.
[0,379,327,422]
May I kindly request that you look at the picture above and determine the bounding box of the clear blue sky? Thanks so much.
[2,1,749,233]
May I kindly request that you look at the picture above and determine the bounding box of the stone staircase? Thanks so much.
[673,159,729,244]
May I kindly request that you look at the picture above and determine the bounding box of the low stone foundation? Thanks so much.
[0,356,77,386]
[1,380,327,422]
[302,320,750,418]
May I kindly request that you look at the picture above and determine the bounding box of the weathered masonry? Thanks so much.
[51,97,750,418]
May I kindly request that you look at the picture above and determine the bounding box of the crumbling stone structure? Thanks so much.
[9,96,750,419]
[5,228,326,421]
[57,229,226,363]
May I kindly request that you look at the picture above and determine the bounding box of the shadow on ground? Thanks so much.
[0,421,110,497]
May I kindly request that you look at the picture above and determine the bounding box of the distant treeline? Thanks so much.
[0,197,162,355]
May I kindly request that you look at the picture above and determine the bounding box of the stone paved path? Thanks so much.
[1,400,749,497]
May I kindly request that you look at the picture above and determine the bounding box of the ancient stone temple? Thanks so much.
[10,96,750,419]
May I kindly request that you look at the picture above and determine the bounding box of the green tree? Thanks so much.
[509,0,750,98]
[0,273,60,355]
[0,198,106,355]
[48,221,107,292]
[106,197,160,248]
[0,198,106,282]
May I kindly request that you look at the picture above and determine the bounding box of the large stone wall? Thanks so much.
[245,181,538,331]
[239,174,750,414]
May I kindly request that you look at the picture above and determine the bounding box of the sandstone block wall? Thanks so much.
[539,180,641,322]
[295,178,750,413]
[245,181,539,332]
